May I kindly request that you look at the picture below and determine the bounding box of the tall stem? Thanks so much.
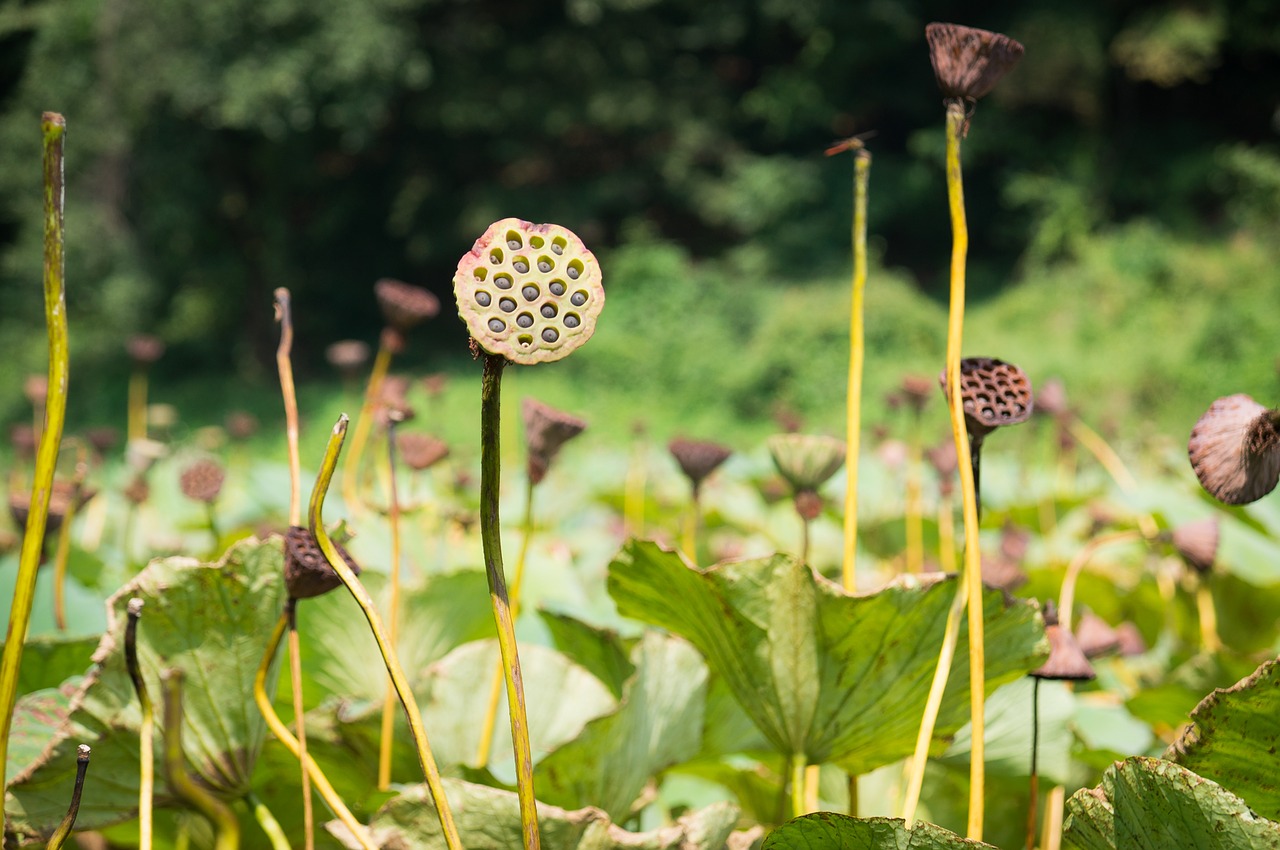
[45,744,90,850]
[0,113,70,796]
[378,417,406,790]
[842,148,871,592]
[341,341,393,514]
[310,416,463,850]
[1026,676,1040,850]
[1196,576,1223,653]
[790,756,806,819]
[1058,530,1144,630]
[162,670,240,850]
[274,288,301,527]
[682,486,701,562]
[246,793,290,850]
[480,354,541,850]
[125,599,154,850]
[904,439,924,573]
[128,369,147,442]
[286,602,314,850]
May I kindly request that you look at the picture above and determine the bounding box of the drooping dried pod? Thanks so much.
[453,218,604,365]
[397,432,450,472]
[179,459,225,504]
[10,424,37,460]
[1170,517,1220,575]
[325,340,371,378]
[900,374,934,415]
[668,438,732,494]
[126,334,165,366]
[1075,608,1121,658]
[9,479,97,540]
[926,439,959,492]
[1114,621,1147,656]
[999,521,1031,563]
[767,434,846,493]
[522,398,588,485]
[283,525,363,600]
[940,356,1034,441]
[1187,394,1280,505]
[981,553,1027,591]
[1035,377,1070,419]
[84,426,120,455]
[123,475,150,505]
[925,22,1025,101]
[374,278,440,333]
[1031,600,1095,681]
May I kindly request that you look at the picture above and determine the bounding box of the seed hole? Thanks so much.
[551,237,566,255]
[490,248,503,264]
[570,290,588,306]
[516,313,534,328]
[530,235,545,248]
[499,297,517,312]
[506,231,523,249]
[488,318,505,333]
[563,313,581,329]
[475,291,492,307]
[494,274,513,289]
[542,328,559,343]
[473,268,487,281]
[522,285,539,301]
[541,303,558,318]
[513,258,529,274]
[567,260,583,279]
[537,257,553,273]
[549,280,566,296]
[518,334,533,347]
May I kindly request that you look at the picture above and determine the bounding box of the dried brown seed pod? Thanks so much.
[900,374,934,415]
[794,490,824,522]
[1076,609,1121,658]
[85,426,120,455]
[397,432,450,472]
[925,22,1025,101]
[23,374,47,408]
[10,424,37,460]
[1170,517,1220,575]
[940,356,1034,440]
[283,526,362,600]
[123,474,150,505]
[981,553,1027,592]
[453,218,604,365]
[668,438,732,493]
[179,459,225,504]
[1031,601,1096,681]
[926,439,958,480]
[522,398,588,485]
[421,372,450,398]
[999,520,1031,562]
[1035,377,1070,419]
[224,411,259,441]
[126,334,165,366]
[1114,621,1147,656]
[374,278,440,332]
[1187,394,1280,505]
[8,479,95,536]
[767,434,846,493]
[325,340,372,377]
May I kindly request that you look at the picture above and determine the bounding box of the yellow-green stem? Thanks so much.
[310,416,463,850]
[341,342,393,514]
[286,603,315,850]
[1195,578,1223,654]
[45,744,90,850]
[274,289,302,527]
[0,113,70,797]
[938,493,956,574]
[246,792,290,850]
[1066,417,1136,491]
[790,756,806,819]
[842,148,871,592]
[1058,530,1144,630]
[254,612,377,850]
[847,772,858,817]
[125,599,153,850]
[378,416,407,790]
[682,489,700,563]
[162,670,240,850]
[1041,784,1065,850]
[803,763,821,814]
[128,369,147,442]
[479,354,541,850]
[624,438,647,537]
[939,101,986,840]
[52,489,82,631]
[904,441,924,574]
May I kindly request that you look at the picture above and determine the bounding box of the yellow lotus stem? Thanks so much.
[128,369,147,442]
[274,289,302,527]
[624,439,647,537]
[125,600,153,850]
[51,484,82,631]
[682,495,698,562]
[1066,417,1135,491]
[904,443,924,574]
[1196,578,1223,654]
[378,416,407,791]
[246,792,290,850]
[1058,529,1144,630]
[286,605,315,850]
[938,493,956,574]
[1041,784,1065,850]
[790,756,806,819]
[803,763,821,814]
[842,147,871,592]
[341,341,393,514]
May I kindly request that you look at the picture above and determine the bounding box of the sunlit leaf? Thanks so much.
[761,812,997,849]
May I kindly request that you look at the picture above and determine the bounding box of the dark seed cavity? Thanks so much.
[513,259,529,274]
[538,259,552,273]
[571,291,587,306]
[495,275,513,289]
[564,313,581,328]
[551,239,565,255]
[522,285,539,301]
[549,281,566,296]
[516,313,534,328]
[567,264,581,280]
[499,297,516,312]
[530,236,544,248]
[507,239,520,249]
[541,304,557,318]
[542,328,559,342]
[490,249,503,264]
[489,318,505,332]
[476,291,491,306]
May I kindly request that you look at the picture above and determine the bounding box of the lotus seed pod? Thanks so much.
[283,525,362,600]
[325,339,371,378]
[925,22,1024,101]
[1075,609,1121,659]
[397,432,450,471]
[522,398,588,485]
[1187,394,1280,505]
[1114,621,1147,656]
[374,278,440,332]
[126,334,166,366]
[980,553,1026,592]
[668,438,732,493]
[940,356,1034,439]
[767,434,846,493]
[1170,517,1220,574]
[1035,377,1070,419]
[179,458,225,504]
[454,218,604,365]
[1031,601,1095,682]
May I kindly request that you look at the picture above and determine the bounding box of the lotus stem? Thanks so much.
[341,339,393,514]
[162,669,240,850]
[1041,785,1065,850]
[274,288,302,527]
[0,113,70,793]
[378,414,407,790]
[803,763,821,813]
[800,517,812,566]
[285,602,315,850]
[45,744,90,850]
[246,792,290,850]
[310,415,463,850]
[1066,417,1135,491]
[1058,529,1144,630]
[682,489,700,562]
[128,369,147,442]
[904,440,924,573]
[1026,676,1040,850]
[624,435,647,537]
[479,353,541,850]
[842,146,871,592]
[938,493,957,574]
[125,599,154,850]
[1195,576,1223,654]
[52,462,87,631]
[253,612,377,850]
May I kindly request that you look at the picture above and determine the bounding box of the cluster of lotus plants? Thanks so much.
[3,23,1280,850]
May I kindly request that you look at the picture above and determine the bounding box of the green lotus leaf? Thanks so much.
[1165,657,1280,820]
[5,684,78,783]
[767,434,846,493]
[4,633,99,696]
[1063,756,1280,849]
[761,812,997,849]
[538,610,637,700]
[607,540,1046,770]
[535,632,706,820]
[4,537,287,843]
[326,779,742,850]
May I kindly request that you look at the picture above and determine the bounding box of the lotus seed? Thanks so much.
[541,304,557,318]
[551,241,564,255]
[542,328,559,343]
[507,239,521,249]
[549,281,566,296]
[499,297,516,312]
[514,259,529,273]
[476,291,491,306]
[571,291,587,306]
[517,313,534,328]
[567,265,580,279]
[564,313,580,328]
[490,250,503,264]
[538,260,552,272]
[489,318,505,332]
[495,275,512,289]
[522,285,539,300]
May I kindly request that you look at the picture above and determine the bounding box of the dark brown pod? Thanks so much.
[941,357,1035,440]
[1187,394,1280,505]
[926,22,1025,101]
[374,278,440,332]
[668,438,732,494]
[179,459,225,504]
[1076,609,1121,658]
[522,398,587,486]
[1170,517,1220,575]
[284,526,362,600]
[397,432,450,472]
[981,553,1027,592]
[1031,601,1096,681]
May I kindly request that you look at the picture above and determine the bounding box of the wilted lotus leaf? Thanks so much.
[5,537,287,842]
[767,434,846,493]
[762,812,997,849]
[607,540,1046,771]
[1064,756,1280,850]
[925,22,1025,101]
[454,218,604,365]
[1188,394,1280,505]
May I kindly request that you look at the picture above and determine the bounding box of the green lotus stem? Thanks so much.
[682,489,700,562]
[175,820,190,850]
[475,475,535,768]
[52,477,84,631]
[125,599,154,850]
[803,762,820,813]
[0,113,71,795]
[847,773,858,817]
[1195,577,1223,654]
[1058,529,1144,630]
[624,437,647,536]
[246,792,290,850]
[938,493,957,574]
[800,517,812,566]
[904,441,924,574]
[1066,417,1135,491]
[901,573,969,825]
[310,415,463,850]
[254,612,377,850]
[479,353,542,850]
[274,288,302,527]
[162,670,239,850]
[1026,676,1041,850]
[1042,785,1065,850]
[790,756,806,818]
[341,340,393,514]
[842,147,871,592]
[45,744,90,850]
[128,369,148,442]
[378,415,406,790]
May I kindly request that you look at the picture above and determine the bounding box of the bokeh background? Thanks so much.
[1,0,1279,447]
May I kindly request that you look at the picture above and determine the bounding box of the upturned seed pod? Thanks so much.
[1187,394,1280,505]
[925,22,1025,101]
[1170,517,1220,575]
[454,218,604,365]
[374,278,440,332]
[942,356,1034,440]
[767,434,846,493]
[179,459,226,504]
[126,334,166,366]
[522,398,587,485]
[325,340,372,378]
[1031,601,1095,682]
[283,525,362,600]
[668,438,732,494]
[397,432,450,472]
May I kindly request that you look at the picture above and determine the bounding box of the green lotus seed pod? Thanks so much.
[767,433,846,493]
[454,218,604,364]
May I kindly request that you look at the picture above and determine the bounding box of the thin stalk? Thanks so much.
[479,353,541,850]
[246,792,290,850]
[162,670,239,850]
[1195,577,1223,654]
[476,476,536,767]
[800,517,812,566]
[310,415,463,850]
[1059,530,1144,630]
[286,602,314,850]
[45,744,90,850]
[842,147,871,592]
[803,763,821,814]
[939,100,987,841]
[969,433,986,519]
[1066,417,1136,491]
[1041,784,1065,850]
[253,612,377,850]
[378,416,406,790]
[847,773,858,817]
[0,113,71,792]
[790,756,806,819]
[274,288,302,526]
[341,340,393,514]
[938,493,957,574]
[125,599,154,850]
[205,502,221,545]
[1026,676,1040,850]
[904,439,924,573]
[128,369,147,442]
[624,436,647,536]
[52,482,83,631]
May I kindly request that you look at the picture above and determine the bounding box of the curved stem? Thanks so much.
[125,599,154,850]
[341,341,393,515]
[286,602,314,850]
[842,148,871,592]
[45,744,90,850]
[246,792,291,850]
[274,288,301,527]
[378,416,406,790]
[1058,529,1144,630]
[254,612,377,850]
[162,670,240,850]
[479,354,541,850]
[310,416,463,850]
[1066,417,1136,491]
[0,113,71,792]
